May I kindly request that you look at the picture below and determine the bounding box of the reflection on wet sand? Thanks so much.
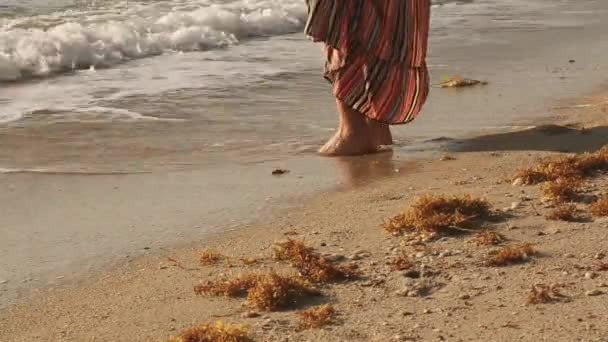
[331,150,416,189]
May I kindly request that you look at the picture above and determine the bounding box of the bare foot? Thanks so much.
[319,130,378,156]
[368,120,393,146]
[320,99,381,156]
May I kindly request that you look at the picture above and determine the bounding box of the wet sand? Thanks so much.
[2,3,608,308]
[2,1,608,339]
[1,94,608,341]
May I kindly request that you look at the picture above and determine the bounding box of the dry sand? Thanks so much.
[1,95,608,342]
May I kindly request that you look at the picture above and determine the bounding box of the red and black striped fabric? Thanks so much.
[305,0,431,124]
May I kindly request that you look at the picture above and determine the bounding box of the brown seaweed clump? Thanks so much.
[515,146,608,185]
[194,274,261,298]
[545,204,583,222]
[199,250,224,266]
[298,305,337,329]
[168,321,252,342]
[383,195,493,236]
[246,273,321,311]
[272,239,359,283]
[526,284,566,305]
[389,256,414,271]
[540,178,583,203]
[440,76,487,88]
[195,273,320,311]
[590,196,608,217]
[486,244,537,267]
[474,230,505,246]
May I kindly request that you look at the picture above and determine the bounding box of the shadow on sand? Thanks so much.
[447,124,608,154]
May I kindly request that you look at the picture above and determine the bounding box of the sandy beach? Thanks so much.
[2,1,608,341]
[1,92,608,341]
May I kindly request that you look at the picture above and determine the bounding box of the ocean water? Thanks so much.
[1,0,607,173]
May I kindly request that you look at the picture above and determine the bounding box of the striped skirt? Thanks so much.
[305,0,431,125]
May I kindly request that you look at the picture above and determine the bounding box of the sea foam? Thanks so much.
[0,0,307,81]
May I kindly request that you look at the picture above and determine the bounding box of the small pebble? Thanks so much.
[402,270,421,279]
[242,311,261,318]
[594,253,606,260]
[458,294,471,300]
[325,254,345,262]
[586,290,603,297]
[0,280,8,285]
[512,178,524,186]
[564,253,575,258]
[585,272,597,280]
[271,169,289,175]
[395,288,410,296]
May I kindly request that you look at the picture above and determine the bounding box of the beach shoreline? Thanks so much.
[1,91,608,341]
[3,1,608,309]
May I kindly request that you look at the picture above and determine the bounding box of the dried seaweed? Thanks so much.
[596,262,608,272]
[194,274,261,297]
[272,240,359,283]
[541,178,583,203]
[526,284,566,305]
[515,146,608,185]
[440,76,487,88]
[590,196,608,216]
[545,204,583,222]
[486,244,537,267]
[383,195,493,236]
[168,321,252,342]
[298,305,336,329]
[474,230,505,246]
[199,250,224,266]
[246,273,321,311]
[389,256,414,271]
[195,273,321,312]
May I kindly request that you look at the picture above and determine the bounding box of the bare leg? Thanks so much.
[319,100,378,156]
[367,119,393,146]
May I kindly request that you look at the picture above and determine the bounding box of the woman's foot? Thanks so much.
[368,119,393,146]
[319,99,379,156]
[319,129,378,156]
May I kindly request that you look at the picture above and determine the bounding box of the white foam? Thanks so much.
[0,0,307,81]
[0,167,49,174]
[72,106,186,122]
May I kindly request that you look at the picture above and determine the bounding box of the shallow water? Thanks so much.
[1,0,608,307]
[1,0,607,171]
